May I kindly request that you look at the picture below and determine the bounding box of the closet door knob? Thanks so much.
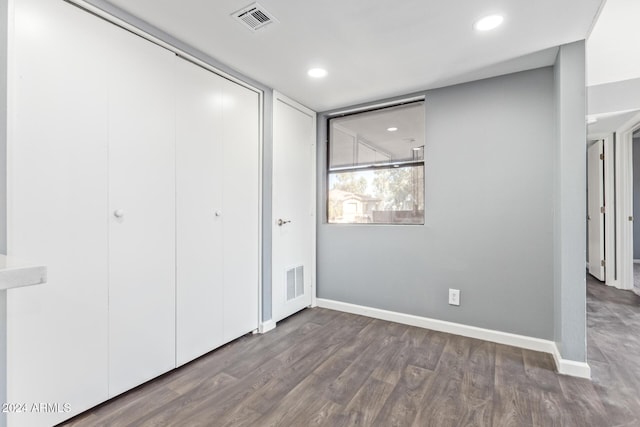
[215,211,222,217]
[113,209,125,218]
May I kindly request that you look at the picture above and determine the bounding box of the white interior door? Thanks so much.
[175,57,225,366]
[107,28,176,396]
[7,1,110,425]
[176,58,260,363]
[220,78,261,342]
[588,139,605,280]
[272,92,316,323]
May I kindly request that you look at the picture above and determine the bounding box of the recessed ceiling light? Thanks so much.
[387,127,398,132]
[474,14,504,31]
[308,68,327,78]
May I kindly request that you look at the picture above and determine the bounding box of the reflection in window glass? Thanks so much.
[327,101,425,225]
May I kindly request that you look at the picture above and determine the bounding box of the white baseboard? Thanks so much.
[550,345,591,379]
[258,319,276,334]
[316,298,591,379]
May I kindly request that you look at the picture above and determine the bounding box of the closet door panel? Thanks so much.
[107,28,176,397]
[221,79,260,342]
[7,1,110,425]
[175,58,224,366]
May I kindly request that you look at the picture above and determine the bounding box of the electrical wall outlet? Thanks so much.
[449,289,460,306]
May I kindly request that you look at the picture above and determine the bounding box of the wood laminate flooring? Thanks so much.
[61,275,640,427]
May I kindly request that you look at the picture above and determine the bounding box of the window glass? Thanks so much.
[328,101,425,225]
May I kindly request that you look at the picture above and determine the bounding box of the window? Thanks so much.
[328,101,425,224]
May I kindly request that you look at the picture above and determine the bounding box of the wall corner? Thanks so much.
[553,40,587,364]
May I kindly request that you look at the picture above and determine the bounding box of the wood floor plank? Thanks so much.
[59,276,640,427]
[255,373,340,427]
[332,377,395,426]
[407,329,448,371]
[374,364,433,427]
[453,340,495,426]
[90,374,230,426]
[522,350,562,394]
[324,358,378,406]
[491,345,533,427]
[187,342,342,421]
[411,335,473,427]
[558,372,608,427]
[462,339,495,401]
[369,329,415,386]
[122,372,237,427]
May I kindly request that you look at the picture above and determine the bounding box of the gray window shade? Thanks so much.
[328,100,426,225]
[329,101,425,170]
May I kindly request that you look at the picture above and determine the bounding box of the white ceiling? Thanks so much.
[588,110,640,139]
[104,0,604,112]
[585,0,640,136]
[587,0,640,87]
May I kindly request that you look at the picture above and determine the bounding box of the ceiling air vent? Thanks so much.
[232,3,278,32]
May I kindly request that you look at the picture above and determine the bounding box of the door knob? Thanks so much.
[113,209,125,218]
[215,210,222,217]
[277,219,291,226]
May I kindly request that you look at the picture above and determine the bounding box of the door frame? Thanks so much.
[614,112,640,290]
[603,135,616,285]
[272,91,317,317]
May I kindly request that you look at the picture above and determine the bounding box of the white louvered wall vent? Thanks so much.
[286,265,304,301]
[231,3,278,32]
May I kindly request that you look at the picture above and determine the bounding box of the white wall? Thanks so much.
[1,0,10,424]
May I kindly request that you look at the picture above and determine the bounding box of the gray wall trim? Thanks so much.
[261,91,273,321]
[553,41,587,362]
[81,0,274,321]
[588,77,640,116]
[318,67,556,341]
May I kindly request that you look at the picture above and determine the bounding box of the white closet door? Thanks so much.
[107,28,176,396]
[175,58,225,366]
[7,1,110,425]
[221,78,260,342]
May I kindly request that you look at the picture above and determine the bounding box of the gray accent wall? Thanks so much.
[634,136,640,258]
[318,67,556,340]
[83,0,274,322]
[553,41,587,363]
